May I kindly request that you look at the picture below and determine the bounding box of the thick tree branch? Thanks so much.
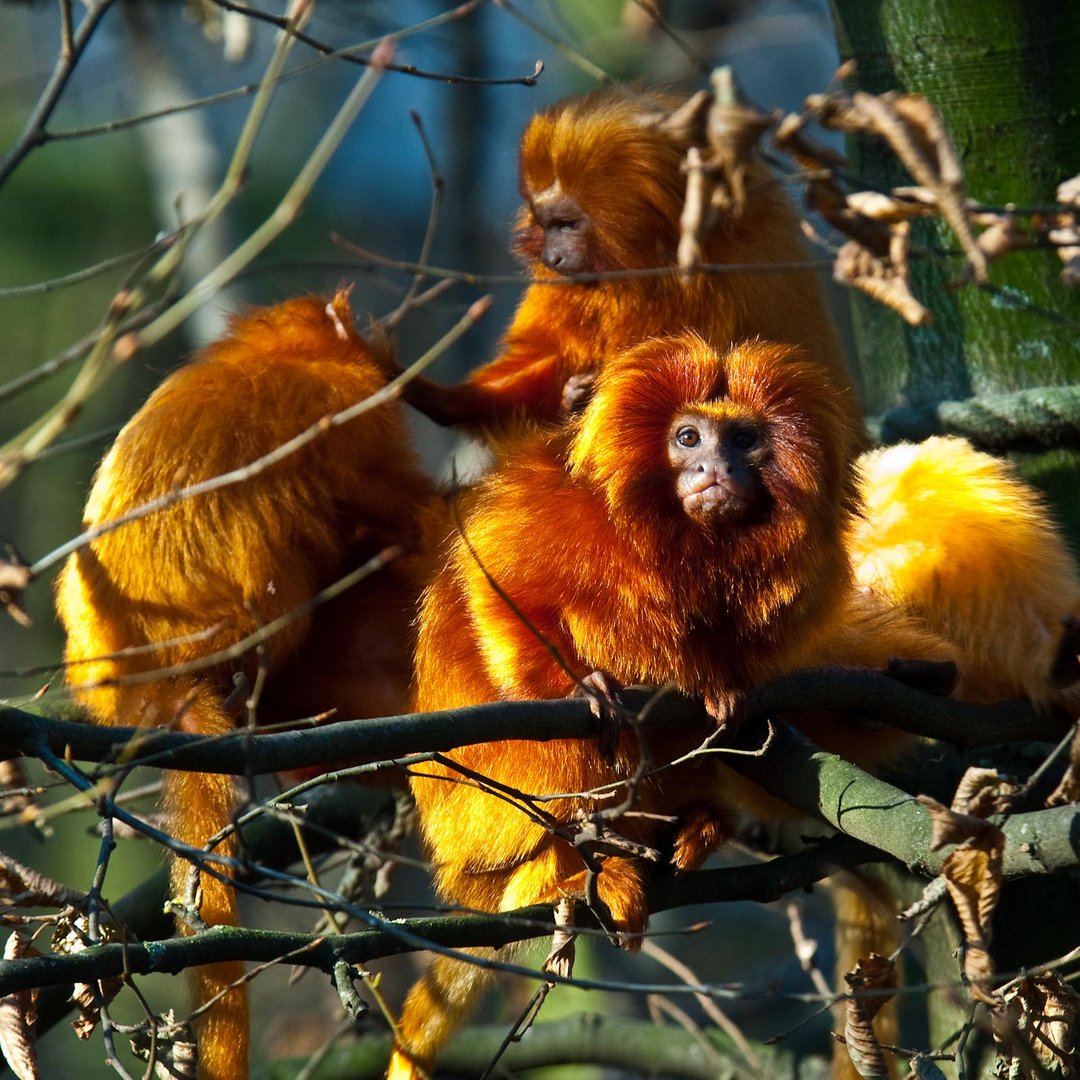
[0,833,876,999]
[2,668,1064,776]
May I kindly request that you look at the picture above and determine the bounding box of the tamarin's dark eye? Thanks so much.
[731,429,757,450]
[554,219,583,233]
[675,426,700,448]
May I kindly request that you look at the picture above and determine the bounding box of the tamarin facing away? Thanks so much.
[851,435,1080,713]
[388,86,863,451]
[55,291,435,1080]
[387,333,903,1079]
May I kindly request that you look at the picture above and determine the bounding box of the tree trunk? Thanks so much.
[830,0,1080,537]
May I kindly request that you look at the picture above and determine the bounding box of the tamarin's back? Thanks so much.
[852,436,1080,709]
[55,291,435,1080]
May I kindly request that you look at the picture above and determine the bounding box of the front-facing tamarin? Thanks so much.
[54,291,435,1080]
[387,333,877,1079]
[389,87,862,450]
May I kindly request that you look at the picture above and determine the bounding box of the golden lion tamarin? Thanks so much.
[389,87,862,451]
[387,333,891,1079]
[55,291,435,1080]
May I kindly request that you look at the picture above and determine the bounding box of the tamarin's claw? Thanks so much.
[576,669,626,760]
[560,370,598,415]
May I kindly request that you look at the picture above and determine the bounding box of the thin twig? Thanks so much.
[0,0,118,190]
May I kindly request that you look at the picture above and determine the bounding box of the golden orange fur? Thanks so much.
[388,333,870,1078]
[55,291,434,1080]
[852,436,1080,712]
[394,87,862,449]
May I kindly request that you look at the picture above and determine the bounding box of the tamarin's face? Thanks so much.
[668,408,770,524]
[515,188,591,275]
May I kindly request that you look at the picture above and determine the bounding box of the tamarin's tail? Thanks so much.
[162,682,248,1080]
[387,947,502,1080]
[829,872,901,1080]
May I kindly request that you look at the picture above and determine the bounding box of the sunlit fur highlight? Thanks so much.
[388,334,865,1079]
[55,292,434,1080]
[852,435,1080,711]
[422,86,861,444]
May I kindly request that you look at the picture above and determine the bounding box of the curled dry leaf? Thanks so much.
[1058,173,1080,207]
[53,915,124,1039]
[0,853,88,911]
[0,548,31,629]
[541,896,577,981]
[951,767,1019,819]
[0,762,33,820]
[941,833,1005,1006]
[1049,223,1080,287]
[915,793,998,850]
[674,68,777,273]
[129,1009,198,1080]
[999,973,1079,1075]
[835,236,932,326]
[806,88,987,285]
[678,146,708,273]
[702,67,777,219]
[0,931,40,1080]
[842,953,898,1080]
[1047,722,1080,807]
[908,1055,949,1080]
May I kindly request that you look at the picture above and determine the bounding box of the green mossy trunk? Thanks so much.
[830,1,1080,540]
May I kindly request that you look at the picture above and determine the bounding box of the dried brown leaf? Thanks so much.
[678,146,707,273]
[908,1055,949,1079]
[1000,973,1079,1075]
[53,915,123,1038]
[1049,224,1080,287]
[845,953,898,1022]
[0,762,33,820]
[834,238,932,326]
[129,1010,198,1080]
[702,67,777,218]
[974,216,1030,265]
[846,188,937,224]
[916,793,998,850]
[0,549,31,629]
[841,954,898,1080]
[951,767,1019,818]
[542,896,577,981]
[1058,173,1080,207]
[940,831,1005,1005]
[0,932,40,1080]
[0,854,87,911]
[1048,724,1080,807]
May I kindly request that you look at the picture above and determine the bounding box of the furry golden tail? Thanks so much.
[387,948,501,1080]
[163,684,248,1080]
